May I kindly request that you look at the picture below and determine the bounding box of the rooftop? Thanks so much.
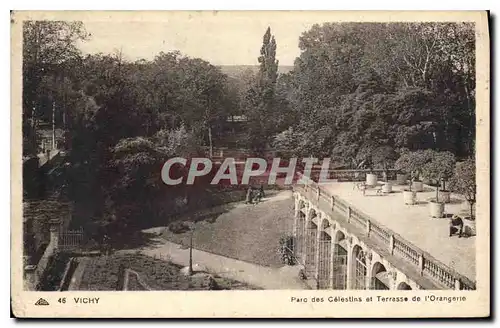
[320,181,475,281]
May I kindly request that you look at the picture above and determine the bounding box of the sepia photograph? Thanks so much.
[11,10,490,318]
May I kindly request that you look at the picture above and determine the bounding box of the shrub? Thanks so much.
[395,149,434,189]
[421,151,456,201]
[449,158,476,220]
[278,235,296,265]
[168,221,191,234]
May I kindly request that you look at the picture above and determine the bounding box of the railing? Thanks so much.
[369,221,391,246]
[309,169,400,182]
[422,258,456,290]
[393,238,419,266]
[349,207,367,228]
[294,172,476,290]
[59,227,84,251]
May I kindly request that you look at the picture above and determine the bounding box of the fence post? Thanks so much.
[366,220,371,236]
[331,195,335,210]
[317,187,320,202]
[418,254,424,276]
[347,206,351,223]
[49,219,61,251]
[389,235,395,255]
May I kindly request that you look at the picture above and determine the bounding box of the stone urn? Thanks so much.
[396,173,407,185]
[429,200,444,218]
[412,181,424,192]
[438,190,451,203]
[382,182,392,193]
[366,173,378,186]
[403,190,416,205]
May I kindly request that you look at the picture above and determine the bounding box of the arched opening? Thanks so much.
[305,217,318,278]
[298,199,305,213]
[332,230,348,289]
[397,282,412,290]
[352,245,367,290]
[371,262,390,290]
[317,225,331,289]
[295,207,306,262]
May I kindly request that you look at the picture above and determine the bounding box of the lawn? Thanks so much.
[78,253,257,291]
[161,190,295,267]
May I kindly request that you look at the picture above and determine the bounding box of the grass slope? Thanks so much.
[161,191,295,267]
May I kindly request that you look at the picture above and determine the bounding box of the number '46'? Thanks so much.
[58,298,66,304]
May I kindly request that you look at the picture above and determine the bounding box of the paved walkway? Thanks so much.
[68,257,89,291]
[119,237,309,290]
[322,181,476,280]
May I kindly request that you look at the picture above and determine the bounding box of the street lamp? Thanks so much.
[187,221,195,276]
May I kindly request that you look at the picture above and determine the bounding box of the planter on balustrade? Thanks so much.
[412,180,424,192]
[403,190,416,205]
[366,173,378,186]
[382,182,392,193]
[396,173,407,185]
[429,200,445,218]
[438,190,451,203]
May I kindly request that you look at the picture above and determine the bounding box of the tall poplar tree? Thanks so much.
[245,27,279,153]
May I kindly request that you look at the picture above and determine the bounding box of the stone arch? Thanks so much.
[317,230,332,289]
[309,208,318,221]
[295,201,307,262]
[397,282,412,290]
[320,216,330,231]
[334,229,346,243]
[352,244,367,290]
[298,199,306,213]
[332,230,348,289]
[304,220,318,277]
[371,262,390,290]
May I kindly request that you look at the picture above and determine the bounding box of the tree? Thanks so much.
[176,57,230,157]
[421,151,456,200]
[22,21,89,156]
[371,146,398,181]
[449,158,476,220]
[394,149,434,190]
[272,127,303,158]
[274,22,475,159]
[245,27,279,153]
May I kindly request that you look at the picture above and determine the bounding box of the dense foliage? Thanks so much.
[272,22,475,165]
[23,21,476,238]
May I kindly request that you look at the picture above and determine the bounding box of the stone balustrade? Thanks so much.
[294,172,476,290]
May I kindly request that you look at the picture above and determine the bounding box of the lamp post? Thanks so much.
[188,221,195,276]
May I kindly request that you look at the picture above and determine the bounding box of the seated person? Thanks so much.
[449,215,464,238]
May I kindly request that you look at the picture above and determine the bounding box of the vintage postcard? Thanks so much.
[11,10,490,318]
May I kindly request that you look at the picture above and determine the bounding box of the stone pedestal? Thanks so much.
[49,219,61,250]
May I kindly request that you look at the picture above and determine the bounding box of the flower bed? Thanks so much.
[79,253,258,291]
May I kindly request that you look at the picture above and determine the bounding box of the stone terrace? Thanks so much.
[320,181,475,281]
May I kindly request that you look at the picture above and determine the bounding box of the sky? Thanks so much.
[75,12,333,66]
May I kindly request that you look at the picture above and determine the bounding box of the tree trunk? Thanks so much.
[52,101,56,150]
[470,202,475,220]
[208,125,213,158]
[435,185,439,201]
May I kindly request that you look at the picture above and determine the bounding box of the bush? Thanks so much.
[278,235,296,265]
[168,221,191,234]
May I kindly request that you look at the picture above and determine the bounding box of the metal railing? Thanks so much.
[294,172,476,290]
